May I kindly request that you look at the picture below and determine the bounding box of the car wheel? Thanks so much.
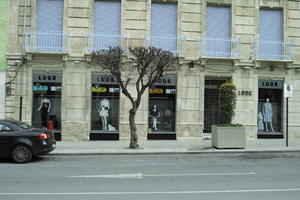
[11,144,32,163]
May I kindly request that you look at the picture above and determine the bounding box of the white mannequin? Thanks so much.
[262,98,275,133]
[38,97,51,129]
[98,98,110,130]
[258,112,264,133]
[38,97,51,112]
[151,105,160,130]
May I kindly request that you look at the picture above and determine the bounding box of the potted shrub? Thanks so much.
[211,81,246,149]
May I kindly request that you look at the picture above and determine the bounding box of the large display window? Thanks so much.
[148,76,176,139]
[32,72,62,140]
[91,75,120,140]
[258,80,283,138]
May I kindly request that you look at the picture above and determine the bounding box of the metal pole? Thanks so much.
[19,96,23,121]
[286,97,288,147]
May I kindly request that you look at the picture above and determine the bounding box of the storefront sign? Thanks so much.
[92,75,119,85]
[153,76,176,86]
[33,73,62,83]
[32,85,48,91]
[259,80,283,89]
[149,88,164,94]
[92,87,107,93]
[238,90,252,96]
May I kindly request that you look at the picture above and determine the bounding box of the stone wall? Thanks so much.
[5,0,300,140]
[0,71,5,119]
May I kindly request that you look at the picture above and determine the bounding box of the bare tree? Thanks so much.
[92,46,178,148]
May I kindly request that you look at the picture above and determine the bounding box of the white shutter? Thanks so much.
[94,1,121,50]
[37,0,64,32]
[206,6,231,57]
[151,3,177,52]
[259,9,283,59]
[94,1,121,33]
[36,0,64,52]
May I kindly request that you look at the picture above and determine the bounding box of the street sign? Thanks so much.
[284,84,293,98]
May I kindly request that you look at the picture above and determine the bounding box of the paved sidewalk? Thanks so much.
[50,138,300,155]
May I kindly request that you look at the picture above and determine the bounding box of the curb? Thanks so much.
[48,149,300,156]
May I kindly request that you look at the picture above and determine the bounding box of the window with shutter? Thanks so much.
[151,3,177,53]
[206,6,231,57]
[94,1,121,50]
[259,9,283,59]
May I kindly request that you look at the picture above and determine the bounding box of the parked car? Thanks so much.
[0,120,56,163]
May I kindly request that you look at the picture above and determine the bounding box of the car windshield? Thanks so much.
[12,121,32,130]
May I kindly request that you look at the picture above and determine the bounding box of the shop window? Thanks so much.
[258,80,283,138]
[32,73,62,140]
[91,75,119,140]
[148,76,176,139]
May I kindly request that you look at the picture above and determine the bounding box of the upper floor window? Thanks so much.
[258,9,284,60]
[148,3,181,54]
[204,5,233,57]
[93,0,121,50]
[34,0,65,52]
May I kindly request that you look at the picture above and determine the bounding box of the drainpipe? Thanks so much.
[19,0,28,121]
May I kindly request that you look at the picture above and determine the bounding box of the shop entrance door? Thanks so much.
[203,79,227,133]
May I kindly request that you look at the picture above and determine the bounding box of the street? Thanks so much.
[0,152,300,200]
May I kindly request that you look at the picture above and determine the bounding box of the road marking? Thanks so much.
[144,172,256,177]
[69,173,143,179]
[68,172,256,178]
[1,188,300,195]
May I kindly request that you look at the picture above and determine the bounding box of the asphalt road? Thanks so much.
[0,152,300,200]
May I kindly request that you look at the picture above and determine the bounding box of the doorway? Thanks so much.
[203,78,228,133]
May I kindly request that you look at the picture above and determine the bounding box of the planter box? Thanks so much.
[211,125,246,149]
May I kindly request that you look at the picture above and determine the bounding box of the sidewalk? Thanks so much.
[50,138,300,155]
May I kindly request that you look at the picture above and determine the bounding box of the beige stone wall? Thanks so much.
[5,0,300,140]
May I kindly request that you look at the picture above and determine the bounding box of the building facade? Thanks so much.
[0,0,8,119]
[5,0,300,141]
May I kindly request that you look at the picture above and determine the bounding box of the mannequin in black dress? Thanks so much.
[38,97,51,129]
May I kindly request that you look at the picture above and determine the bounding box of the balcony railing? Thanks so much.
[199,37,241,58]
[24,31,70,53]
[144,34,185,55]
[85,32,128,52]
[253,40,295,60]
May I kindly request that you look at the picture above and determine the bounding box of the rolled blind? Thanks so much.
[151,3,177,35]
[94,1,121,33]
[151,3,177,53]
[259,9,283,59]
[206,6,231,57]
[260,9,283,41]
[37,0,64,32]
[206,6,231,38]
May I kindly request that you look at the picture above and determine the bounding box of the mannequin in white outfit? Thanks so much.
[258,112,264,133]
[262,98,275,133]
[98,98,110,130]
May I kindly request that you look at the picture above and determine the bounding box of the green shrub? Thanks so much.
[219,81,237,124]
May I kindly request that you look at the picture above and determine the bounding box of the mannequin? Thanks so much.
[98,98,110,130]
[38,97,51,129]
[262,98,275,133]
[258,112,264,133]
[150,105,160,131]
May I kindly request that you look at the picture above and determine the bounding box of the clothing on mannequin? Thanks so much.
[150,105,160,131]
[98,98,110,130]
[38,97,51,129]
[262,98,275,133]
[258,112,264,132]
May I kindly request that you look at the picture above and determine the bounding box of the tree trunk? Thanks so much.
[129,108,139,149]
